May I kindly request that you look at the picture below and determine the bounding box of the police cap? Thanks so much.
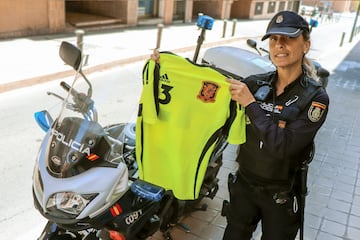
[261,11,310,41]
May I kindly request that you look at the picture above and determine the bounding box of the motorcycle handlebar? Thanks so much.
[60,81,82,98]
[61,81,73,93]
[259,47,269,54]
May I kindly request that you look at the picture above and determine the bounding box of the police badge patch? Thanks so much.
[308,101,326,122]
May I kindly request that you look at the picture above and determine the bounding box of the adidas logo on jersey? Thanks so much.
[160,73,170,83]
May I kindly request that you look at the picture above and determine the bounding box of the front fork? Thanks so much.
[37,221,82,240]
[37,221,59,240]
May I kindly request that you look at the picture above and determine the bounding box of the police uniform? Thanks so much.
[223,11,329,240]
[223,71,328,240]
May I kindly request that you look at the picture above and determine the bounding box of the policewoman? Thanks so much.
[223,11,329,240]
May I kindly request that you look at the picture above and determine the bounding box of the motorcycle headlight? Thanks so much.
[46,192,98,218]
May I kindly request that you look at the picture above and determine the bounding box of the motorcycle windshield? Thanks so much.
[45,66,136,178]
[47,117,113,178]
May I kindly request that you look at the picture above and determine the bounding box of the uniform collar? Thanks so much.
[275,73,304,93]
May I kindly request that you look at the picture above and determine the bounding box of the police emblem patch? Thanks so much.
[308,102,326,122]
[197,81,220,103]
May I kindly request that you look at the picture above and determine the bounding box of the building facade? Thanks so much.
[0,0,312,39]
[301,0,358,13]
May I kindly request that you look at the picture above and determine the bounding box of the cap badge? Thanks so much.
[276,15,283,24]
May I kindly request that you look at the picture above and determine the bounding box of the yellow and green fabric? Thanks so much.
[136,52,246,200]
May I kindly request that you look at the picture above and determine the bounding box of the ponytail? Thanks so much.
[303,56,319,81]
[302,31,319,82]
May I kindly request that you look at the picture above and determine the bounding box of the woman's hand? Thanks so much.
[150,49,160,63]
[227,78,256,107]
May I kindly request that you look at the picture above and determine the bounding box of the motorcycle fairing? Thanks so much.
[33,129,129,222]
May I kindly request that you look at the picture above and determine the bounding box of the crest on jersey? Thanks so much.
[197,81,220,103]
[308,101,326,122]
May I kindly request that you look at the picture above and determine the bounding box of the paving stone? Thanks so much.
[320,219,346,237]
[346,226,360,240]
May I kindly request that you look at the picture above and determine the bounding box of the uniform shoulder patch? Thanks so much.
[308,101,326,122]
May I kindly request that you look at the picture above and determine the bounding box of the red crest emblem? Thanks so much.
[197,81,220,103]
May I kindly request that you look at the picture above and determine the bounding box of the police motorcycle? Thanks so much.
[32,39,226,240]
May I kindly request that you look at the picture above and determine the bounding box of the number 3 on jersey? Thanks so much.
[159,84,173,104]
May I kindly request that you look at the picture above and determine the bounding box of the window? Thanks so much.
[138,0,154,17]
[287,1,293,10]
[255,2,264,15]
[279,1,286,11]
[268,2,276,13]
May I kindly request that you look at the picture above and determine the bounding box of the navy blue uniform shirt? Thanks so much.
[237,71,329,185]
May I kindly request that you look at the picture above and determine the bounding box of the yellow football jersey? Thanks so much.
[136,52,246,200]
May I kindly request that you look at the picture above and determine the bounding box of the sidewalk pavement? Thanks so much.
[1,17,360,240]
[0,19,270,93]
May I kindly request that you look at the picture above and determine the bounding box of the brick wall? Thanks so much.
[0,0,65,38]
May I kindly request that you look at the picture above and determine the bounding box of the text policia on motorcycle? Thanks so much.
[222,11,329,240]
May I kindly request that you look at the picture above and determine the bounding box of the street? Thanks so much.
[0,13,359,239]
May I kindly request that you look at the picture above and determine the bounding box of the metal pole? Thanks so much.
[340,32,346,47]
[349,2,360,43]
[75,29,89,66]
[156,24,164,49]
[231,19,237,37]
[222,19,227,38]
[75,29,85,53]
[193,27,206,63]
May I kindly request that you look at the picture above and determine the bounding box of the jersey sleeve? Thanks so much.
[140,59,158,124]
[227,105,246,144]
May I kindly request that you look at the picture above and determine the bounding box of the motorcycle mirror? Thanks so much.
[59,41,82,71]
[317,67,330,78]
[246,39,258,49]
[247,39,262,56]
[34,110,54,132]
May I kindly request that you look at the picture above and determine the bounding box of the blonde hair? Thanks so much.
[303,57,318,81]
[302,31,319,81]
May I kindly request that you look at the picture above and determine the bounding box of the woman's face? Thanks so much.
[269,34,310,69]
